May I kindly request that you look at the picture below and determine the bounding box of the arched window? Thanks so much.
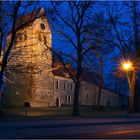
[56,81,59,89]
[40,23,45,30]
[38,34,42,42]
[44,35,47,45]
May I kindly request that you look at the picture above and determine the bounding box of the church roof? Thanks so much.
[52,62,121,95]
[15,8,46,29]
[52,60,100,86]
[52,60,75,78]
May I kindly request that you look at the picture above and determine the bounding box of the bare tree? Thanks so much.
[0,1,2,61]
[105,1,140,113]
[85,11,113,110]
[50,1,95,116]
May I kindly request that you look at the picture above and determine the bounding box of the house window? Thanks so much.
[65,96,67,103]
[56,81,59,89]
[68,96,71,103]
[64,82,66,90]
[70,83,72,90]
[94,93,96,105]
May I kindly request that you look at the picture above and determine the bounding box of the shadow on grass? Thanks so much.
[0,106,127,120]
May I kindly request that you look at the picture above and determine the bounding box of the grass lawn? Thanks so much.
[0,106,126,119]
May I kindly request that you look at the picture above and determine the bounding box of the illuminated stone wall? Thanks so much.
[5,11,54,107]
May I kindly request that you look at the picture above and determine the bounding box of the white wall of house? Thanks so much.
[54,76,74,106]
[53,76,122,107]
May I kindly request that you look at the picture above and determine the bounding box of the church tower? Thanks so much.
[5,8,54,107]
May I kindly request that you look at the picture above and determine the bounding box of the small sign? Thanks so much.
[24,102,30,108]
[24,102,30,117]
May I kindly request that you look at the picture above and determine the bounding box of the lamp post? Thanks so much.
[121,60,136,113]
[122,61,132,116]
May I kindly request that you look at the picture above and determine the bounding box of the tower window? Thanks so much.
[40,23,45,30]
[56,81,59,89]
[38,34,42,41]
[44,36,47,45]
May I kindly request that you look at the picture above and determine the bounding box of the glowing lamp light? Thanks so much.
[122,61,133,71]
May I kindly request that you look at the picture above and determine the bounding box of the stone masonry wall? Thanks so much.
[5,15,54,107]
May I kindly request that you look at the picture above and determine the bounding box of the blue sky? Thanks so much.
[27,1,128,93]
[3,1,133,95]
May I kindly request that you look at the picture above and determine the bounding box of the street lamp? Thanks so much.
[121,59,136,114]
[122,61,132,71]
[122,61,133,71]
[116,57,140,114]
[121,61,133,117]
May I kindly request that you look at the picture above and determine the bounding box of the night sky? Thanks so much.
[3,1,134,95]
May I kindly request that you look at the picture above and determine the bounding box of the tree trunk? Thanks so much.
[73,80,80,116]
[97,86,102,110]
[96,53,103,111]
[0,69,5,106]
[72,46,82,116]
[0,1,2,106]
[128,86,134,113]
[127,72,136,114]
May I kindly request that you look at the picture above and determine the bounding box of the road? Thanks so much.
[0,117,140,139]
[46,126,140,139]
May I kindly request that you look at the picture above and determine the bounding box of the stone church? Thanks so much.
[4,8,123,107]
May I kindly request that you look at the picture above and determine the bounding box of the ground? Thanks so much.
[0,106,140,139]
[0,106,126,119]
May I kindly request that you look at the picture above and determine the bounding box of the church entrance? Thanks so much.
[56,98,60,107]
